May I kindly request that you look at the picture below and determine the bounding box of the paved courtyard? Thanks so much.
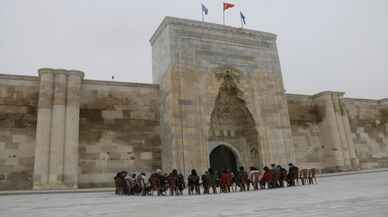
[0,171,388,217]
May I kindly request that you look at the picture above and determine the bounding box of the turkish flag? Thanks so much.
[223,2,235,11]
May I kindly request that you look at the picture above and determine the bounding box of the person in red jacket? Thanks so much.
[220,169,233,193]
[260,166,273,189]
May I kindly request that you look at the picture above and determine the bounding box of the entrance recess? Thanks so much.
[209,145,237,173]
[208,68,261,170]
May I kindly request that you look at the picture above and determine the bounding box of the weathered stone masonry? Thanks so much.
[33,69,84,189]
[0,17,387,190]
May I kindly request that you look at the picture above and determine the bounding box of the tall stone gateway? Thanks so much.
[150,17,295,174]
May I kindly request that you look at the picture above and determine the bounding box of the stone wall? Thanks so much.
[286,94,324,170]
[78,80,161,187]
[344,98,388,169]
[0,73,162,190]
[0,74,39,190]
[287,93,388,172]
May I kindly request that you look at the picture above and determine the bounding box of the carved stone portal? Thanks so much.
[209,68,261,169]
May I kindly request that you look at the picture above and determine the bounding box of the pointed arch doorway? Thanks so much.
[209,144,238,173]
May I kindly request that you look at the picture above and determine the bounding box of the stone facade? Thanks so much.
[0,17,386,190]
[78,80,161,188]
[344,98,388,169]
[0,75,38,190]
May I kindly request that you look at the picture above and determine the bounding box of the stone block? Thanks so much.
[6,157,18,166]
[100,145,117,152]
[80,161,97,174]
[108,152,121,160]
[85,145,100,153]
[18,157,34,167]
[130,111,155,120]
[12,135,28,144]
[5,143,18,150]
[140,152,153,160]
[101,110,123,120]
[80,153,99,160]
[117,145,133,153]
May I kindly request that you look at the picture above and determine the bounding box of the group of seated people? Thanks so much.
[114,163,318,196]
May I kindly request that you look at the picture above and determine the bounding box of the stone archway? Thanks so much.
[210,145,238,173]
[208,68,261,168]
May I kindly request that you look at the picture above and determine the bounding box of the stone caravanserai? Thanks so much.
[0,17,387,190]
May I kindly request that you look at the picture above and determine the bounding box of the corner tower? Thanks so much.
[150,17,295,174]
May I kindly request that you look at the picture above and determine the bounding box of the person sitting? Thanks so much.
[287,163,299,186]
[177,173,186,195]
[160,173,169,195]
[188,169,200,195]
[124,172,133,195]
[237,166,249,192]
[270,164,280,188]
[136,172,146,196]
[208,168,218,194]
[278,165,287,187]
[149,169,162,196]
[168,169,178,196]
[220,169,233,193]
[201,171,211,194]
[260,166,273,189]
[129,173,139,195]
[230,171,237,192]
[299,168,308,185]
[249,167,261,191]
[308,168,318,184]
[114,171,125,195]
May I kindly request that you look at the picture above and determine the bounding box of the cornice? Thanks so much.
[83,79,160,89]
[150,16,277,45]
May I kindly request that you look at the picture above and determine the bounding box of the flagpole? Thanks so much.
[240,12,243,28]
[202,10,204,22]
[223,2,225,25]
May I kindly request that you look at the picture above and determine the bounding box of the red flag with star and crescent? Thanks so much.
[223,2,235,11]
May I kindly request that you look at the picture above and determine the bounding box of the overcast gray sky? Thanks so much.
[1,0,387,99]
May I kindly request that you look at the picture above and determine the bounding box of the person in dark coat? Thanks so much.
[270,164,280,188]
[278,165,288,187]
[129,173,138,195]
[188,169,200,195]
[287,163,299,186]
[177,173,185,195]
[160,173,169,195]
[114,172,124,195]
[120,171,130,195]
[149,169,162,196]
[201,171,211,194]
[236,166,249,191]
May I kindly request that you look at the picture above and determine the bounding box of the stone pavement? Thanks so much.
[1,171,388,217]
